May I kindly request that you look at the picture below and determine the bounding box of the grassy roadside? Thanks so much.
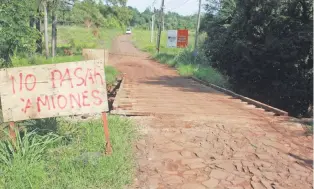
[0,116,136,189]
[132,30,230,88]
[10,26,120,88]
[10,54,119,87]
[49,26,119,55]
[0,27,137,188]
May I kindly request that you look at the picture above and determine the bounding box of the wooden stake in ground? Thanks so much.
[9,122,16,143]
[102,113,112,155]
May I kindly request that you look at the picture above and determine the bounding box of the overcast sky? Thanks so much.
[127,0,204,16]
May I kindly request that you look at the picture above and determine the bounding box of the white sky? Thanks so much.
[127,0,204,16]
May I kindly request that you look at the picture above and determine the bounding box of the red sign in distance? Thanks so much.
[177,29,188,48]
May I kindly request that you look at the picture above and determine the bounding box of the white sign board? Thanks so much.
[167,30,178,48]
[0,60,108,122]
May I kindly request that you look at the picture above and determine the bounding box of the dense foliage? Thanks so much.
[0,0,198,65]
[202,0,313,117]
[0,0,39,65]
[128,7,198,30]
[59,2,198,29]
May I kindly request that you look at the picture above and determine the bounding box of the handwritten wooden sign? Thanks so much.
[0,60,108,122]
[82,49,109,65]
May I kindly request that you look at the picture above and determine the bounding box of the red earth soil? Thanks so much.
[109,35,313,189]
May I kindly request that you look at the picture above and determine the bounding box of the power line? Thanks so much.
[165,0,192,12]
[150,0,158,10]
[164,0,177,7]
[152,0,157,6]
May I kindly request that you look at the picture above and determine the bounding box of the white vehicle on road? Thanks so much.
[126,28,132,34]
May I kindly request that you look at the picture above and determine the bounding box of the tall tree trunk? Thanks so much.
[30,16,35,28]
[52,9,57,57]
[44,3,49,59]
[36,8,42,54]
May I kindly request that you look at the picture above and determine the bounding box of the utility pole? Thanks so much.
[151,14,155,43]
[194,0,202,53]
[150,13,155,43]
[162,14,165,31]
[43,2,49,59]
[150,1,156,43]
[156,0,165,53]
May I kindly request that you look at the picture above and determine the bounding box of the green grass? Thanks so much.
[177,64,197,76]
[0,116,136,189]
[49,26,119,55]
[0,27,134,189]
[9,54,120,87]
[9,26,120,68]
[105,65,120,86]
[9,26,121,87]
[10,54,84,67]
[2,26,120,68]
[194,67,230,88]
[132,30,230,88]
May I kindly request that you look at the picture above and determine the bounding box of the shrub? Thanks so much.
[0,130,61,167]
[177,64,197,76]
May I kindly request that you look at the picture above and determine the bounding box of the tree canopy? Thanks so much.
[57,1,198,30]
[201,0,313,117]
[0,0,39,65]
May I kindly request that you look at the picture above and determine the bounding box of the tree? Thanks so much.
[0,0,39,66]
[51,0,58,57]
[202,0,313,116]
[43,1,49,58]
[50,0,74,57]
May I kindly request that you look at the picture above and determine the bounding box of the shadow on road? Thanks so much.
[288,153,313,168]
[141,75,223,95]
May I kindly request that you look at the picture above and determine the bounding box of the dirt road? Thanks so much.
[110,35,313,189]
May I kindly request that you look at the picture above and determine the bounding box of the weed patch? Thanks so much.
[177,64,197,76]
[194,67,230,88]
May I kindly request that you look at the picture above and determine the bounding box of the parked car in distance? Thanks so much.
[126,28,132,34]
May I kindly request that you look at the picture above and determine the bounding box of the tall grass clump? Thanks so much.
[42,116,136,189]
[0,129,60,188]
[0,115,136,189]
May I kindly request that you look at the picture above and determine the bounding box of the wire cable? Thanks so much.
[165,0,193,12]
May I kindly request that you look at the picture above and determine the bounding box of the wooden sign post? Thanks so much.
[0,59,112,154]
[9,122,16,143]
[102,112,112,154]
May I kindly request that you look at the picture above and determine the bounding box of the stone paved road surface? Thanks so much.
[110,35,313,189]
